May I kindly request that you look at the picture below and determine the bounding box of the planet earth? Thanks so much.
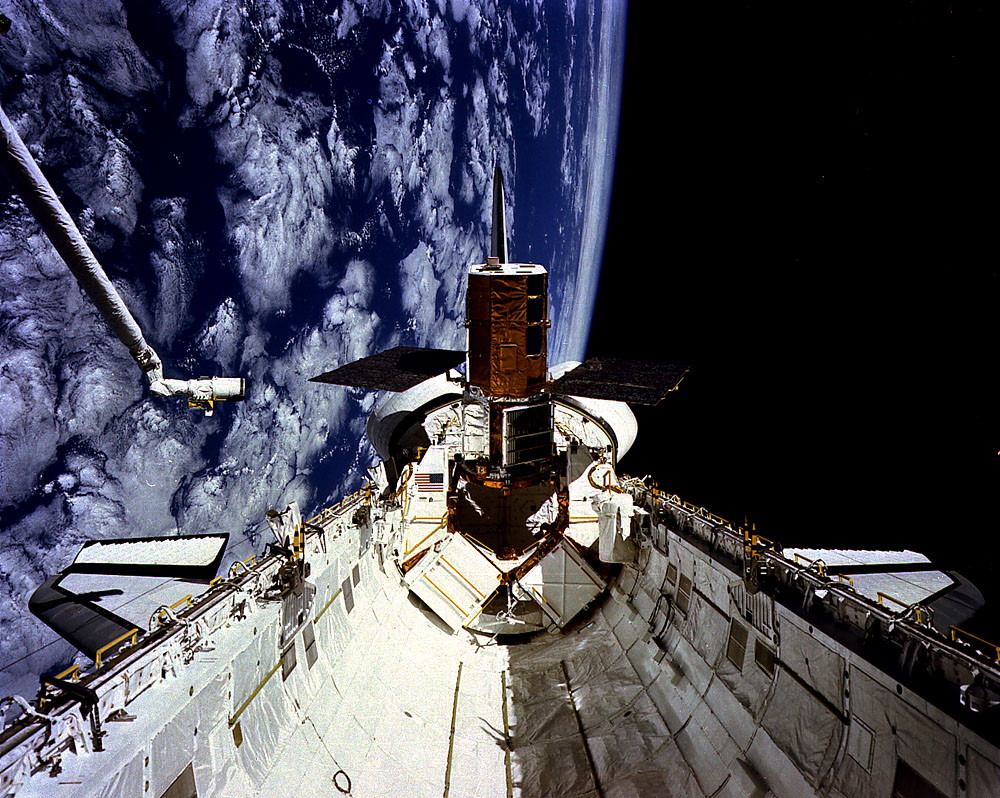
[0,0,626,697]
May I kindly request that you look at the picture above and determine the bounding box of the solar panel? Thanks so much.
[549,357,689,406]
[310,346,466,392]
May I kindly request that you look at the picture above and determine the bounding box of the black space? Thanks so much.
[589,2,997,632]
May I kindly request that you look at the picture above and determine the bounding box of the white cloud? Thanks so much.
[200,296,244,369]
[399,242,439,344]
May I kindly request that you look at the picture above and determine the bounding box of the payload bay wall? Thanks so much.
[2,482,1000,797]
[627,483,1000,797]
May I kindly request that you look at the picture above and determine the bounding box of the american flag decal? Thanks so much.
[415,472,444,492]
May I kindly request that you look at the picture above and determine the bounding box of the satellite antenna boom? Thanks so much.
[490,166,508,264]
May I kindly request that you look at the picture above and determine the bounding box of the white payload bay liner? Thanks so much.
[4,477,1000,797]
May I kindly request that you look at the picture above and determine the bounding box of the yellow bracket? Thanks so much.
[229,557,255,579]
[153,594,194,627]
[792,553,828,576]
[743,532,777,561]
[95,628,139,668]
[950,626,1000,663]
[55,664,81,682]
[877,592,925,624]
[308,482,377,527]
[170,595,193,611]
[877,591,908,612]
[38,663,83,707]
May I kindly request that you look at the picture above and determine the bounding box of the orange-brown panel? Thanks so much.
[498,343,518,373]
[467,274,491,323]
[489,276,527,326]
[489,276,527,397]
[467,323,491,387]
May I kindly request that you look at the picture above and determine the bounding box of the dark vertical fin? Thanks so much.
[491,166,508,263]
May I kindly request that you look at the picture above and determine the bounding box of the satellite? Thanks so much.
[311,167,688,406]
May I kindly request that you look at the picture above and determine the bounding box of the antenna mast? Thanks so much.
[490,166,508,264]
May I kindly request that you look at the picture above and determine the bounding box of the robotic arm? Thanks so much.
[0,101,245,415]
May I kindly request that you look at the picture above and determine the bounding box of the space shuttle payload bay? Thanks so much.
[0,160,998,797]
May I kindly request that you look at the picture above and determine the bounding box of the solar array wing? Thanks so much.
[549,357,689,406]
[310,346,466,392]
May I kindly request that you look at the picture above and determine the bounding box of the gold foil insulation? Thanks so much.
[466,262,548,399]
